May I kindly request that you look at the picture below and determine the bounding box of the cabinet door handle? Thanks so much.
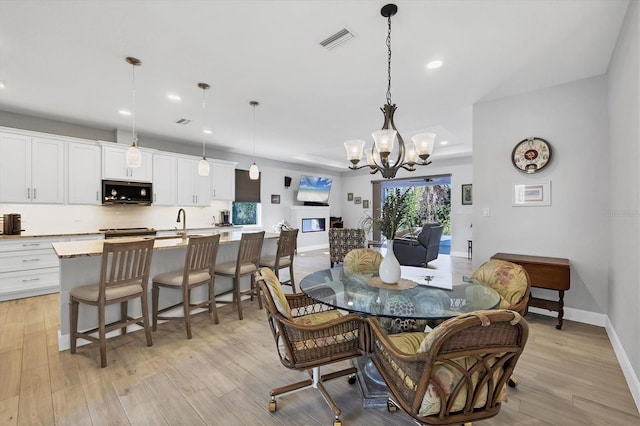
[96,191,99,201]
[22,278,41,283]
[33,188,37,199]
[27,187,31,199]
[22,258,41,262]
[22,243,41,247]
[154,193,156,202]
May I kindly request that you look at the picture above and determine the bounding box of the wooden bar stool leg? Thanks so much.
[152,285,159,332]
[69,298,78,354]
[209,278,219,324]
[184,288,192,339]
[120,301,128,335]
[235,275,243,320]
[141,290,152,346]
[99,305,107,368]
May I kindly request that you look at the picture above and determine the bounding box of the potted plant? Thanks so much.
[361,188,414,283]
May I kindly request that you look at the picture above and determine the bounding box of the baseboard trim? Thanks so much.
[449,250,470,258]
[297,244,329,253]
[605,318,640,413]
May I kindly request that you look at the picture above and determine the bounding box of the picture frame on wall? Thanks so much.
[363,200,369,208]
[271,194,280,204]
[513,182,551,206]
[462,184,473,205]
[347,193,353,201]
[354,196,362,204]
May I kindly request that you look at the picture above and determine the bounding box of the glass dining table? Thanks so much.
[299,265,501,407]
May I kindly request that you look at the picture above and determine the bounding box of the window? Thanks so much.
[232,202,261,226]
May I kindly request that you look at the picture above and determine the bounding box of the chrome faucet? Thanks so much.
[176,208,186,237]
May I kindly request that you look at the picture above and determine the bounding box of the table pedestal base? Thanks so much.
[353,356,389,408]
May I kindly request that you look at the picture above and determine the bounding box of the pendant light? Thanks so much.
[343,4,435,179]
[249,100,260,180]
[125,56,142,168]
[197,82,210,176]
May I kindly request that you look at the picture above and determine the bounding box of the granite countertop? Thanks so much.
[52,231,279,259]
[0,231,105,240]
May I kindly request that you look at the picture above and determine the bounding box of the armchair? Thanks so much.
[328,228,366,268]
[368,309,529,425]
[394,223,444,267]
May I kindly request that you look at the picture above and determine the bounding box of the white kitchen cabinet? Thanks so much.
[68,141,102,204]
[177,156,210,206]
[0,133,64,204]
[210,159,236,200]
[102,144,153,182]
[0,234,103,301]
[152,153,177,205]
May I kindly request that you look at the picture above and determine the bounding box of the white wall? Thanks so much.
[607,0,640,395]
[472,76,610,314]
[339,156,473,256]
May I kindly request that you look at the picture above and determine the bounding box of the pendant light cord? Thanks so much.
[386,14,392,105]
[131,63,137,146]
[202,87,206,157]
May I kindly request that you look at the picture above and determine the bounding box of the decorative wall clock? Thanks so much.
[511,137,552,173]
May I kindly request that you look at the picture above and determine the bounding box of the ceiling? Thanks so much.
[0,0,629,172]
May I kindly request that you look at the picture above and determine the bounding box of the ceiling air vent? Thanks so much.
[176,118,191,125]
[319,28,354,50]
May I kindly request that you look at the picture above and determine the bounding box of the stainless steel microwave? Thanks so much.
[102,180,152,205]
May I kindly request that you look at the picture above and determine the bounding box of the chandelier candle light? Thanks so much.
[249,100,260,180]
[197,82,211,176]
[125,56,142,168]
[344,4,435,179]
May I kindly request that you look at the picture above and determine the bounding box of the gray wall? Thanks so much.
[607,0,639,387]
[472,75,610,315]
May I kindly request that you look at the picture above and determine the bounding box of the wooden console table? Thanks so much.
[491,252,570,330]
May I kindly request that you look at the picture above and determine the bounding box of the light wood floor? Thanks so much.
[1,250,638,425]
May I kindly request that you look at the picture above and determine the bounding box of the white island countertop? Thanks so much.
[52,231,279,259]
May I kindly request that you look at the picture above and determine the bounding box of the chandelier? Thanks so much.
[344,4,435,179]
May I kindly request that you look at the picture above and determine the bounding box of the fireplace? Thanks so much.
[302,217,326,233]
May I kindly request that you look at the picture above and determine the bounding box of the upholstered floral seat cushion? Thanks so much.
[379,311,517,417]
[470,260,528,308]
[343,248,383,275]
[259,267,292,318]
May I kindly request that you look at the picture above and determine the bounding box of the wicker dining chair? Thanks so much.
[69,238,154,368]
[342,248,383,276]
[368,309,529,425]
[470,259,531,387]
[255,267,366,426]
[259,228,298,290]
[151,234,220,338]
[214,231,265,320]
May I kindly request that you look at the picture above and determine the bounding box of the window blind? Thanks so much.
[235,169,261,202]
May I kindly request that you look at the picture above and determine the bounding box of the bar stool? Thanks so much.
[213,231,265,320]
[69,238,154,368]
[259,228,298,291]
[151,234,220,339]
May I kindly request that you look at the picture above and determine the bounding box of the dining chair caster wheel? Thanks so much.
[387,400,398,412]
[333,419,342,426]
[508,376,518,388]
[347,374,356,385]
[269,399,277,412]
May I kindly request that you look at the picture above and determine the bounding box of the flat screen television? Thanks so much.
[296,175,332,205]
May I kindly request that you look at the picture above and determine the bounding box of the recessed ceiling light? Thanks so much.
[167,93,181,102]
[203,129,212,134]
[0,82,5,89]
[118,109,131,116]
[439,140,448,145]
[426,60,443,69]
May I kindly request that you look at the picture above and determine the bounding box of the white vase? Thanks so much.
[379,239,401,284]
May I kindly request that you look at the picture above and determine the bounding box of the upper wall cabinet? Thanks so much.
[177,156,210,206]
[0,133,64,204]
[68,141,102,205]
[152,153,177,205]
[210,159,236,201]
[101,143,153,182]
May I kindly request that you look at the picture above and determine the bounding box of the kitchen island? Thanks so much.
[52,230,279,351]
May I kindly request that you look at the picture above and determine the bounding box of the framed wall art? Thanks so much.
[354,196,362,204]
[271,194,280,204]
[513,182,551,206]
[347,192,353,201]
[363,200,369,208]
[462,184,472,205]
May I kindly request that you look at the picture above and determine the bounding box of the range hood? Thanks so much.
[102,180,152,205]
